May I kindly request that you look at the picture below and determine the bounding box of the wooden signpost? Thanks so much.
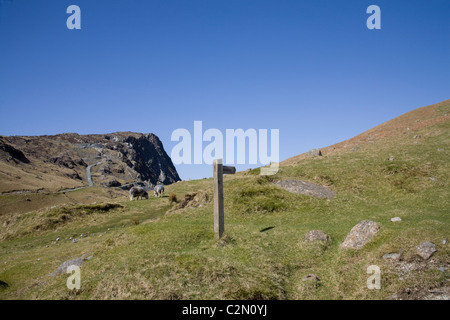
[213,159,235,239]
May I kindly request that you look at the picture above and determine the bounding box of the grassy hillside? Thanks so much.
[0,101,449,300]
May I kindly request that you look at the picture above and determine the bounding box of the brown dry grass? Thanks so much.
[282,99,450,166]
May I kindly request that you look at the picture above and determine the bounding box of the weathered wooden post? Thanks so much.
[213,158,235,239]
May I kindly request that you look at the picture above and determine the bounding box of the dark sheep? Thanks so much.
[129,186,149,201]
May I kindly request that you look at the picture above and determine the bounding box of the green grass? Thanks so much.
[0,118,449,300]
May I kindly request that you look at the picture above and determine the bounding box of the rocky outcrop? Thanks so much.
[49,154,87,169]
[1,132,181,189]
[0,137,29,163]
[273,180,335,199]
[121,133,180,185]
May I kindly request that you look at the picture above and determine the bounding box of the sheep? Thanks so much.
[154,184,164,197]
[129,186,149,201]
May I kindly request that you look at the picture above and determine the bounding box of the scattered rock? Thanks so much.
[50,254,93,277]
[72,239,78,243]
[429,177,436,181]
[304,230,330,242]
[391,217,402,222]
[416,241,436,260]
[388,156,395,161]
[383,251,402,260]
[0,138,30,163]
[443,239,447,245]
[413,135,421,139]
[307,149,322,157]
[340,220,381,249]
[273,180,335,199]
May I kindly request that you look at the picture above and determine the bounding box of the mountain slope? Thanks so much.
[282,99,450,165]
[0,132,180,193]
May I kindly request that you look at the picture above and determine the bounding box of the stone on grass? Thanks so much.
[340,220,380,250]
[416,241,436,260]
[273,180,335,199]
[383,252,401,260]
[307,149,322,157]
[304,230,330,242]
[391,217,402,222]
[50,254,93,277]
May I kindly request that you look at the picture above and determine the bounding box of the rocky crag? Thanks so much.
[0,132,180,193]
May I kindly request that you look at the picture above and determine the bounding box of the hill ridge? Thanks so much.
[282,99,450,165]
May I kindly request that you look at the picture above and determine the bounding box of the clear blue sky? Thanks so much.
[0,0,449,180]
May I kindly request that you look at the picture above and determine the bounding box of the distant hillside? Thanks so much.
[282,99,450,165]
[0,132,180,193]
